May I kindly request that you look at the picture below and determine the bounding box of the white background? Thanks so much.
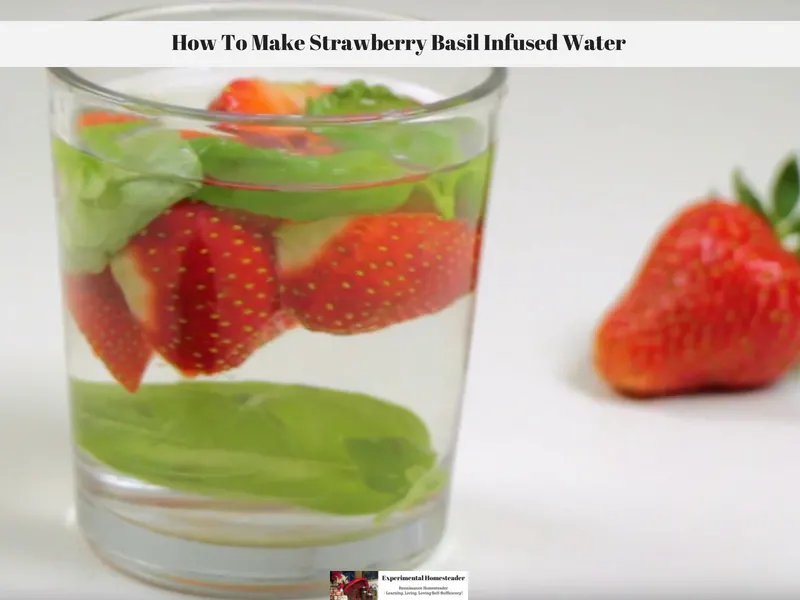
[5,1,800,599]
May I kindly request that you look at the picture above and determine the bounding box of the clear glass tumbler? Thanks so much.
[48,3,506,597]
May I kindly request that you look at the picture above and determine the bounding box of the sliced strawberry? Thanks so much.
[76,111,216,141]
[208,78,338,154]
[77,111,143,128]
[216,206,285,238]
[208,79,333,115]
[274,214,481,334]
[279,82,338,109]
[257,309,300,345]
[230,128,338,155]
[63,269,153,392]
[178,130,217,140]
[110,200,283,376]
[76,88,337,155]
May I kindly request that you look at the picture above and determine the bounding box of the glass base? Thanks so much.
[75,453,447,599]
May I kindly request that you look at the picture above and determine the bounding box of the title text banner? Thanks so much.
[3,21,800,67]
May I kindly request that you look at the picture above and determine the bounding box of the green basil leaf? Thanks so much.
[405,149,494,221]
[71,379,446,517]
[305,80,421,116]
[454,147,494,222]
[311,117,488,220]
[374,466,448,524]
[54,122,201,274]
[345,437,435,495]
[315,118,481,169]
[189,136,417,220]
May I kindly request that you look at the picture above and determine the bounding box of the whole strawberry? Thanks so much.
[110,200,291,376]
[274,214,481,334]
[595,156,800,397]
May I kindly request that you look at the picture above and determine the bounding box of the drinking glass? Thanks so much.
[48,3,506,597]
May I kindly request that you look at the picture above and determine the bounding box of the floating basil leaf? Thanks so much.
[54,121,201,274]
[189,136,417,220]
[305,80,421,116]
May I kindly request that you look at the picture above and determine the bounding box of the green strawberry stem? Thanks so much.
[776,220,794,240]
[731,154,800,253]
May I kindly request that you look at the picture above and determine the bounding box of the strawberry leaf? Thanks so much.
[771,154,800,222]
[305,80,421,116]
[732,168,768,221]
[71,379,446,517]
[54,121,201,274]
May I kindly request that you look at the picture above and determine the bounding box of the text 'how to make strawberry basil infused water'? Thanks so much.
[48,62,505,597]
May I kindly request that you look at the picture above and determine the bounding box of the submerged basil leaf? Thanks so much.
[72,379,446,517]
[404,148,495,221]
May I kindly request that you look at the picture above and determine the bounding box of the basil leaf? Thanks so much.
[374,466,448,524]
[404,149,494,221]
[71,379,446,517]
[305,79,483,168]
[54,122,201,274]
[454,147,495,222]
[345,437,435,495]
[317,118,480,167]
[305,80,421,116]
[310,117,489,220]
[189,136,417,220]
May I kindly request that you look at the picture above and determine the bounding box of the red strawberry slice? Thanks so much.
[63,269,153,392]
[110,200,284,376]
[230,128,338,155]
[208,79,333,115]
[256,309,300,345]
[77,111,143,128]
[178,130,217,140]
[208,78,338,155]
[215,205,285,238]
[274,214,481,334]
[76,110,217,141]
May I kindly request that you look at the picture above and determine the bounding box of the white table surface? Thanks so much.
[6,1,800,598]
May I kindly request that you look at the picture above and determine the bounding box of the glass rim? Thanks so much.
[47,1,508,126]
